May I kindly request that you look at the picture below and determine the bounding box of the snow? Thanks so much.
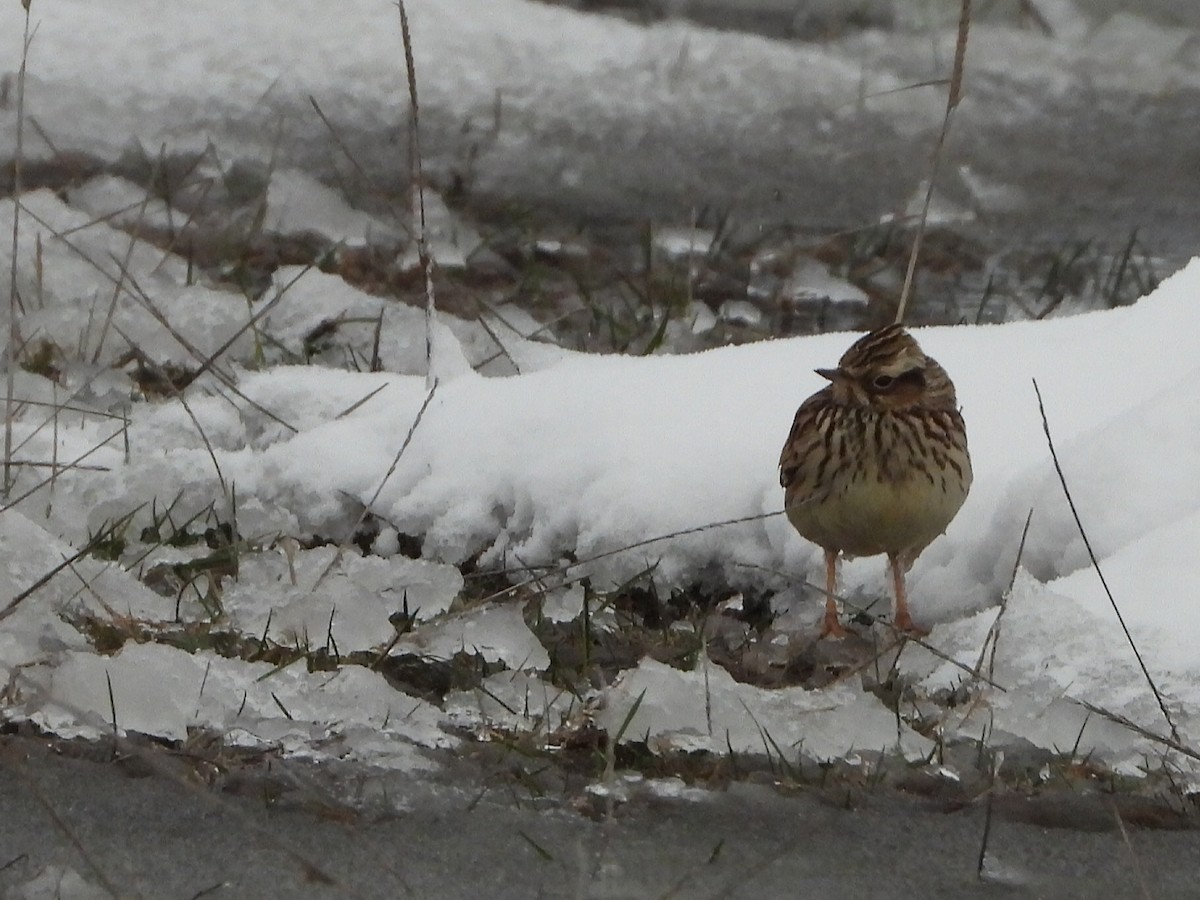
[2,0,1200,782]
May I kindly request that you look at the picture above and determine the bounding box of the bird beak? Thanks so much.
[815,367,841,382]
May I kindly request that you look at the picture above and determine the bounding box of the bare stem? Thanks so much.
[1033,378,1179,743]
[5,9,34,496]
[895,0,971,326]
[396,2,438,386]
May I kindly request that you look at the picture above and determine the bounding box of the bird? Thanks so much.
[778,324,971,637]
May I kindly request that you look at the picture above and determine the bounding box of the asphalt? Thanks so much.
[2,735,1198,899]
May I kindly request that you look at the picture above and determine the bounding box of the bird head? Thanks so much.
[816,325,958,411]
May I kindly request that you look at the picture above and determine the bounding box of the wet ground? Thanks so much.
[289,8,1200,343]
[505,0,1200,261]
[3,734,1199,899]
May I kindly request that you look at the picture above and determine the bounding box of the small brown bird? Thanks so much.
[779,325,971,637]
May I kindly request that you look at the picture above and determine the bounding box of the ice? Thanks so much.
[29,642,215,741]
[1,188,542,392]
[978,855,1031,889]
[0,509,171,669]
[957,165,1026,215]
[716,299,764,328]
[0,191,249,368]
[641,776,710,802]
[259,266,430,372]
[11,257,1196,615]
[263,266,546,376]
[598,657,932,761]
[685,301,717,335]
[21,641,452,763]
[445,670,579,734]
[222,546,464,650]
[2,1,1198,192]
[395,189,482,272]
[584,772,710,804]
[65,175,180,232]
[898,179,976,226]
[393,602,551,671]
[902,571,1200,772]
[540,584,586,624]
[265,168,400,248]
[5,258,1200,768]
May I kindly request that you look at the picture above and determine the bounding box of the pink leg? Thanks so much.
[889,554,929,636]
[821,549,848,639]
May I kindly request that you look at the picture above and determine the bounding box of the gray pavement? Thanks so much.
[2,735,1198,899]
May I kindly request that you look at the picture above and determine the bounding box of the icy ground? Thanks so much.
[2,0,1200,792]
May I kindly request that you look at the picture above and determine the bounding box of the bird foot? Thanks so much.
[893,614,929,638]
[820,613,850,640]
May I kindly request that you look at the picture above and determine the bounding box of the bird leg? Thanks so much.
[888,554,929,636]
[820,549,848,639]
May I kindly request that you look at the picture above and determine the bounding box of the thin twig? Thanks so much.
[975,736,996,881]
[1033,379,1178,743]
[15,202,298,434]
[312,382,440,590]
[1069,697,1199,763]
[112,324,229,498]
[334,383,389,420]
[5,9,35,497]
[895,0,971,325]
[0,427,125,516]
[397,1,438,388]
[1109,800,1153,900]
[0,516,134,624]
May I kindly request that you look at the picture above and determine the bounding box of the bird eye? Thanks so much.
[872,375,895,390]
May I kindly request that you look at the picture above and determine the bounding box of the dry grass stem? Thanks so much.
[1033,379,1180,744]
[312,380,440,590]
[5,8,36,496]
[396,1,438,386]
[895,0,971,325]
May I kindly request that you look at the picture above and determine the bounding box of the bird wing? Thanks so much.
[778,387,837,502]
